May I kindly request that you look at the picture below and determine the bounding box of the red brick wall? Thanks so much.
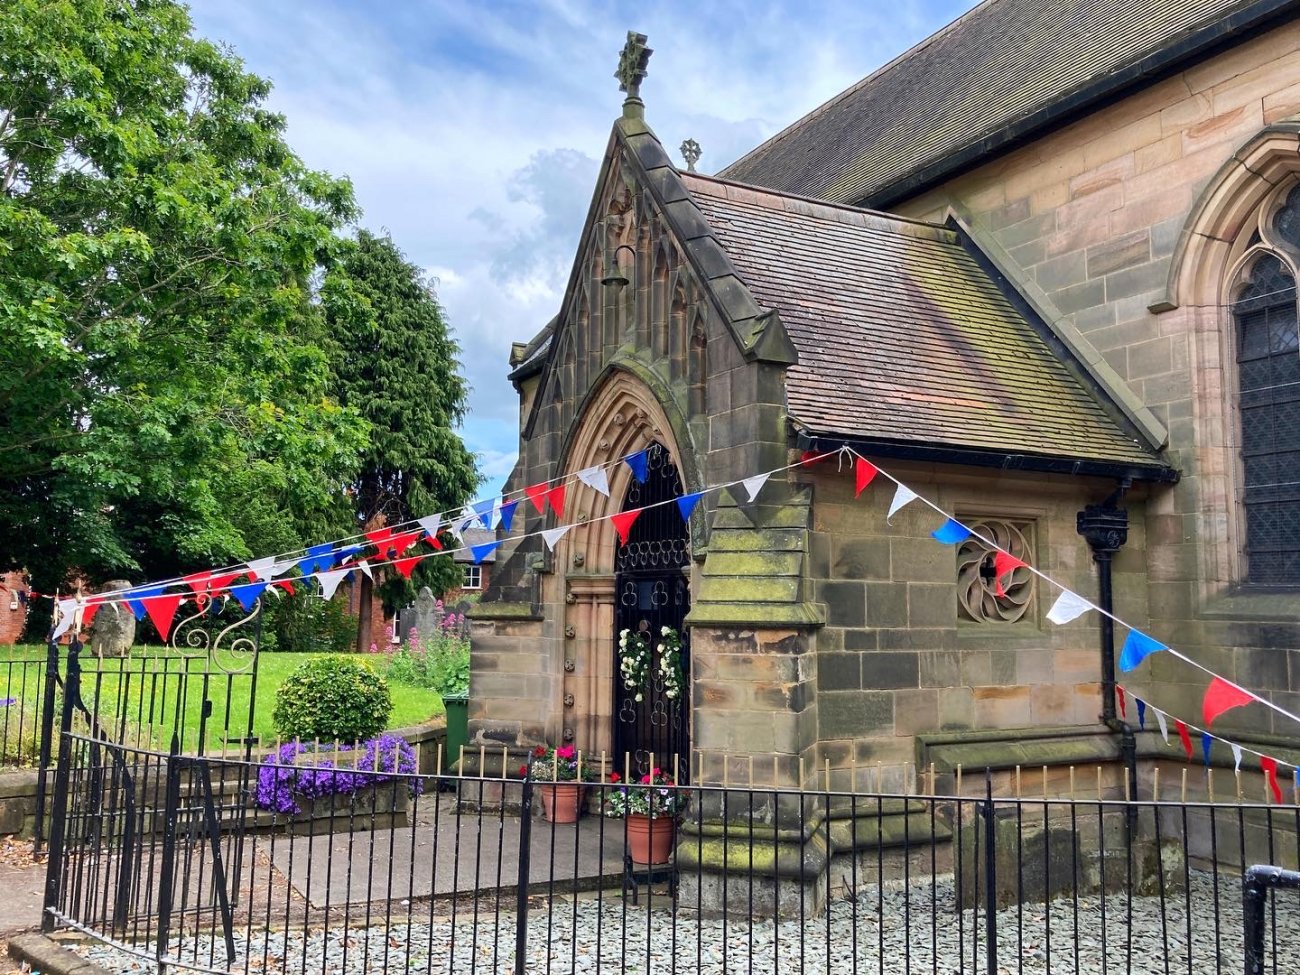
[0,571,30,645]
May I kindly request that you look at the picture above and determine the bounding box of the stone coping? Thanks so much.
[9,932,114,975]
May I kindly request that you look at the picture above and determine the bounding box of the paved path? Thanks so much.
[0,839,45,974]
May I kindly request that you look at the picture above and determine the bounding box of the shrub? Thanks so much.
[384,615,470,697]
[253,734,422,814]
[264,596,356,654]
[272,656,392,743]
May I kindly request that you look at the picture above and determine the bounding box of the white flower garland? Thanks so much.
[618,628,651,701]
[656,626,685,703]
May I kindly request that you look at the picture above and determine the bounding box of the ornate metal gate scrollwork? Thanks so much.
[170,593,264,674]
[613,443,691,781]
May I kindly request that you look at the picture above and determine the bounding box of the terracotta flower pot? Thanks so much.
[625,813,675,864]
[539,782,583,823]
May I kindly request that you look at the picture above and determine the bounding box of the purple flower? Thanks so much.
[0,698,16,707]
[252,735,423,814]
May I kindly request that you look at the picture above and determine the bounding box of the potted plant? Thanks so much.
[604,768,688,864]
[522,744,596,823]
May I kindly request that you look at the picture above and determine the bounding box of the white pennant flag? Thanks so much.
[542,525,573,551]
[417,514,443,540]
[887,484,919,522]
[1046,590,1094,625]
[316,568,351,601]
[577,466,610,497]
[741,473,769,502]
[52,598,76,640]
[356,560,373,580]
[1231,742,1243,772]
[271,557,300,577]
[247,557,277,582]
[452,506,477,536]
[1155,708,1169,745]
[489,498,503,530]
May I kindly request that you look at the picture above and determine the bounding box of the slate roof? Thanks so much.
[721,0,1291,207]
[681,173,1165,469]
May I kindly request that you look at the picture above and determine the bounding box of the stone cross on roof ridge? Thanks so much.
[680,138,701,172]
[615,31,652,108]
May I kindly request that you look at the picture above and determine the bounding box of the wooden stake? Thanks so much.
[1180,767,1187,804]
[502,746,508,782]
[480,744,486,781]
[460,744,467,779]
[824,758,831,793]
[1069,765,1075,801]
[747,755,753,788]
[1097,765,1103,801]
[1207,767,1214,803]
[436,742,443,777]
[1152,765,1160,802]
[956,763,963,797]
[1015,765,1022,798]
[1042,765,1048,799]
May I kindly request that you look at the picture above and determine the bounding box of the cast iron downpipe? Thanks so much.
[1077,482,1139,818]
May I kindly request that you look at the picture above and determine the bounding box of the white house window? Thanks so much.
[462,564,483,590]
[1231,184,1300,584]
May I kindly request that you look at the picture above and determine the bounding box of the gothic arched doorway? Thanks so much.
[613,443,691,781]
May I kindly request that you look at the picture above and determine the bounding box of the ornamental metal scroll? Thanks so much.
[956,519,1036,624]
[170,592,264,674]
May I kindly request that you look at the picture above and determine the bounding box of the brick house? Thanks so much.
[468,1,1300,907]
[0,571,29,646]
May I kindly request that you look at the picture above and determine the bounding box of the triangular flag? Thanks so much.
[298,543,338,575]
[993,551,1027,597]
[247,557,277,582]
[142,593,184,642]
[472,499,496,528]
[182,571,215,595]
[625,449,650,484]
[1116,685,1126,718]
[542,524,572,551]
[417,514,443,543]
[1119,629,1166,672]
[800,450,823,467]
[1260,755,1283,803]
[316,568,351,601]
[855,457,878,498]
[676,492,703,522]
[1175,719,1193,761]
[887,484,918,522]
[275,579,295,595]
[931,518,970,544]
[1202,676,1256,727]
[81,601,101,630]
[393,556,421,579]
[356,561,373,580]
[389,530,422,558]
[524,483,550,515]
[1136,698,1147,730]
[366,526,395,547]
[470,540,501,564]
[498,499,520,533]
[547,483,567,517]
[741,473,769,503]
[1201,731,1213,767]
[611,509,641,546]
[271,557,300,577]
[1231,742,1243,772]
[1046,590,1093,624]
[1155,707,1169,744]
[125,585,165,621]
[577,466,610,497]
[52,598,76,640]
[453,506,478,534]
[230,581,269,613]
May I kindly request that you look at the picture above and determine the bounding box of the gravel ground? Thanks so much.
[73,870,1297,975]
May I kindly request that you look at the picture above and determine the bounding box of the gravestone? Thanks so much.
[89,580,135,657]
[405,586,441,646]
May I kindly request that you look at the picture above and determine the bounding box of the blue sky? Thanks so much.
[186,0,978,499]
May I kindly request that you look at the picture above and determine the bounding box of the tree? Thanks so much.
[324,230,479,646]
[0,0,371,602]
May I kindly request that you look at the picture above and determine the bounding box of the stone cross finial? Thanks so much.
[680,138,701,173]
[615,31,652,104]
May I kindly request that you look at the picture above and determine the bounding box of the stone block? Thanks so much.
[907,583,954,628]
[819,581,867,628]
[818,652,861,691]
[961,650,993,687]
[973,685,1032,728]
[919,650,961,687]
[995,211,1055,249]
[1034,250,1087,290]
[832,537,891,580]
[843,628,878,651]
[865,582,908,628]
[893,688,940,737]
[1086,230,1151,278]
[939,687,975,730]
[862,651,919,690]
[820,691,894,739]
[1051,278,1106,315]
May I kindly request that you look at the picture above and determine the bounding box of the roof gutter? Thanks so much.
[796,431,1180,485]
[864,0,1300,209]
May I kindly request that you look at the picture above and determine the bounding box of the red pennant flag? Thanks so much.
[142,593,184,642]
[275,579,295,595]
[81,601,101,629]
[524,483,550,515]
[1116,685,1127,718]
[428,533,443,551]
[993,551,1027,597]
[393,556,421,579]
[366,527,394,544]
[610,509,641,546]
[182,571,214,594]
[800,450,823,467]
[1260,755,1283,803]
[855,457,878,498]
[1175,720,1193,761]
[388,530,423,558]
[1202,676,1256,727]
[547,483,567,517]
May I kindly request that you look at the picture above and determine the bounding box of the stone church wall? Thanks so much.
[896,20,1300,743]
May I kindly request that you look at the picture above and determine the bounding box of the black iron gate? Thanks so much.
[613,443,691,782]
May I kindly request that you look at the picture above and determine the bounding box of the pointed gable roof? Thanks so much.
[681,173,1172,477]
[721,0,1291,207]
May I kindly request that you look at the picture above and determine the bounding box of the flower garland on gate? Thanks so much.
[619,628,651,700]
[656,626,685,703]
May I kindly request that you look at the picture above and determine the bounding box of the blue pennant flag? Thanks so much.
[498,499,519,533]
[676,491,704,522]
[125,585,165,621]
[472,499,496,527]
[1201,731,1213,767]
[1118,629,1166,672]
[335,544,364,563]
[470,540,501,565]
[625,449,650,484]
[1136,698,1147,730]
[230,581,268,613]
[298,543,337,575]
[930,518,971,545]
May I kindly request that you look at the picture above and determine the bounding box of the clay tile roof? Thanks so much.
[681,173,1164,469]
[720,0,1279,207]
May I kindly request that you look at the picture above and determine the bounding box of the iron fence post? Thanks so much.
[40,639,80,933]
[154,733,183,975]
[515,772,533,975]
[983,771,998,975]
[1243,864,1300,975]
[32,637,61,853]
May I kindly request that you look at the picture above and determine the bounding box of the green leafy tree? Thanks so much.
[0,0,371,602]
[324,231,479,644]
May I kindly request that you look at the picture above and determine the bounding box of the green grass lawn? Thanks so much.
[1,645,444,756]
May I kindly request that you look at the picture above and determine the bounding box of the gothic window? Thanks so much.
[956,518,1036,624]
[1231,185,1300,584]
